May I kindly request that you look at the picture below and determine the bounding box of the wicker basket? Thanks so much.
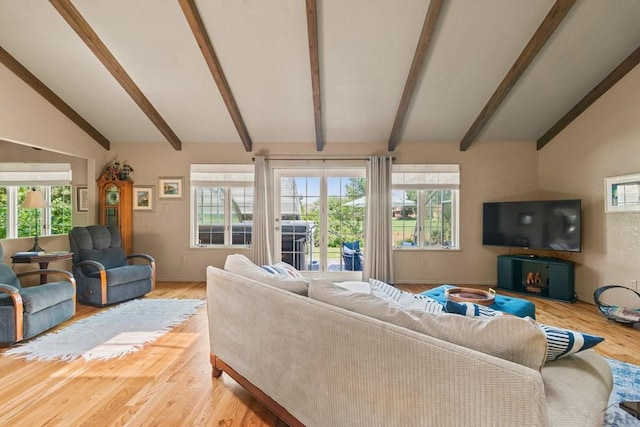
[593,285,640,324]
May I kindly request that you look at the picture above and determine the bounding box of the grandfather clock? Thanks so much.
[97,173,133,255]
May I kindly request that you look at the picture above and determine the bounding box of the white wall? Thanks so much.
[109,140,539,282]
[538,64,640,302]
[0,63,106,270]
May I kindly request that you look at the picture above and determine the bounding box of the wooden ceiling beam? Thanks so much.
[179,0,252,152]
[50,0,182,151]
[0,45,111,150]
[537,44,640,149]
[306,0,324,151]
[387,0,445,152]
[459,0,576,151]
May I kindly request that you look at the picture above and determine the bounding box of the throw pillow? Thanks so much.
[369,279,443,314]
[224,254,309,296]
[309,279,547,370]
[538,323,605,363]
[273,261,305,279]
[444,300,604,362]
[445,300,503,317]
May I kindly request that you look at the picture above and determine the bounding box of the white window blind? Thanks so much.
[0,163,72,185]
[392,164,459,189]
[190,164,254,187]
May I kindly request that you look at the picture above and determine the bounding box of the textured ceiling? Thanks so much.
[0,0,639,152]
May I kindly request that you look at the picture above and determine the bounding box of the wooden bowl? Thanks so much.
[445,287,496,306]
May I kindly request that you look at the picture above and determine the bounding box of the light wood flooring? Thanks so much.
[0,281,638,426]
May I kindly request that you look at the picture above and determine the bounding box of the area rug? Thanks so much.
[5,298,205,362]
[605,358,640,426]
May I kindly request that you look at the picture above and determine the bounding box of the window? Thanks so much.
[0,163,72,239]
[190,164,254,247]
[392,164,460,249]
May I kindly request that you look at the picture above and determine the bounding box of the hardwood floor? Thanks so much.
[0,281,638,426]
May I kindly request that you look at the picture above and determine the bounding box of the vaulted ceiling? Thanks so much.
[1,0,639,153]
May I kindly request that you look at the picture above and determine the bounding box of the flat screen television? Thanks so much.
[482,199,581,252]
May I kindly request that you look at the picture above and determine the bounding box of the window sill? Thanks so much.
[394,247,462,252]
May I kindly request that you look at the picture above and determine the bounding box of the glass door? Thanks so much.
[274,166,366,279]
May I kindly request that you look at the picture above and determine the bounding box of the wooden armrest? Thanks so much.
[17,269,74,282]
[77,260,107,305]
[0,284,24,342]
[128,254,156,290]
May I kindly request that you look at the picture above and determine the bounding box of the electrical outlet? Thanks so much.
[631,280,638,291]
[419,257,427,267]
[180,255,187,264]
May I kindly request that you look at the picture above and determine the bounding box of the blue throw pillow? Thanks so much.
[444,300,604,362]
[538,323,605,362]
[445,300,503,317]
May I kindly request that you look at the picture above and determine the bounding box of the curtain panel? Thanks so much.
[251,156,273,265]
[363,156,393,283]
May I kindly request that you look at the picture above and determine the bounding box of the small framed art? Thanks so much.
[605,173,640,212]
[158,176,184,199]
[133,186,155,211]
[76,186,88,212]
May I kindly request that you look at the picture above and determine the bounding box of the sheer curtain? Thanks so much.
[251,156,273,265]
[363,156,393,283]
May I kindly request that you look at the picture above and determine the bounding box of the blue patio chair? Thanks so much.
[342,241,363,272]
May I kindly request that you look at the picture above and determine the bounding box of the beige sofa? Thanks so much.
[206,263,613,427]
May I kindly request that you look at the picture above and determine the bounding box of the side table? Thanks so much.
[11,251,74,284]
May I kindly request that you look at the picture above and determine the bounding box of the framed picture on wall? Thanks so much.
[133,186,155,211]
[158,177,184,199]
[75,186,88,212]
[605,173,640,212]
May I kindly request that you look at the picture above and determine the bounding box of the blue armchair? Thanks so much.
[0,242,76,345]
[68,225,155,307]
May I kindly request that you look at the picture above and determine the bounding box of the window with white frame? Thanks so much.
[0,163,72,239]
[392,164,460,249]
[190,164,254,247]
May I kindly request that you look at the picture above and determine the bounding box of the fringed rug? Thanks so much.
[605,358,640,426]
[5,298,205,362]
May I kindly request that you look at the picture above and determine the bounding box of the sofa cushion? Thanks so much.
[369,279,443,314]
[79,247,127,272]
[19,281,75,314]
[335,281,370,293]
[309,279,547,370]
[445,300,604,363]
[541,349,613,426]
[225,254,308,296]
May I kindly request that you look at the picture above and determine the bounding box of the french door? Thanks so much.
[273,165,366,279]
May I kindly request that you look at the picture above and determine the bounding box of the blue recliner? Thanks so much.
[68,225,155,307]
[0,242,76,345]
